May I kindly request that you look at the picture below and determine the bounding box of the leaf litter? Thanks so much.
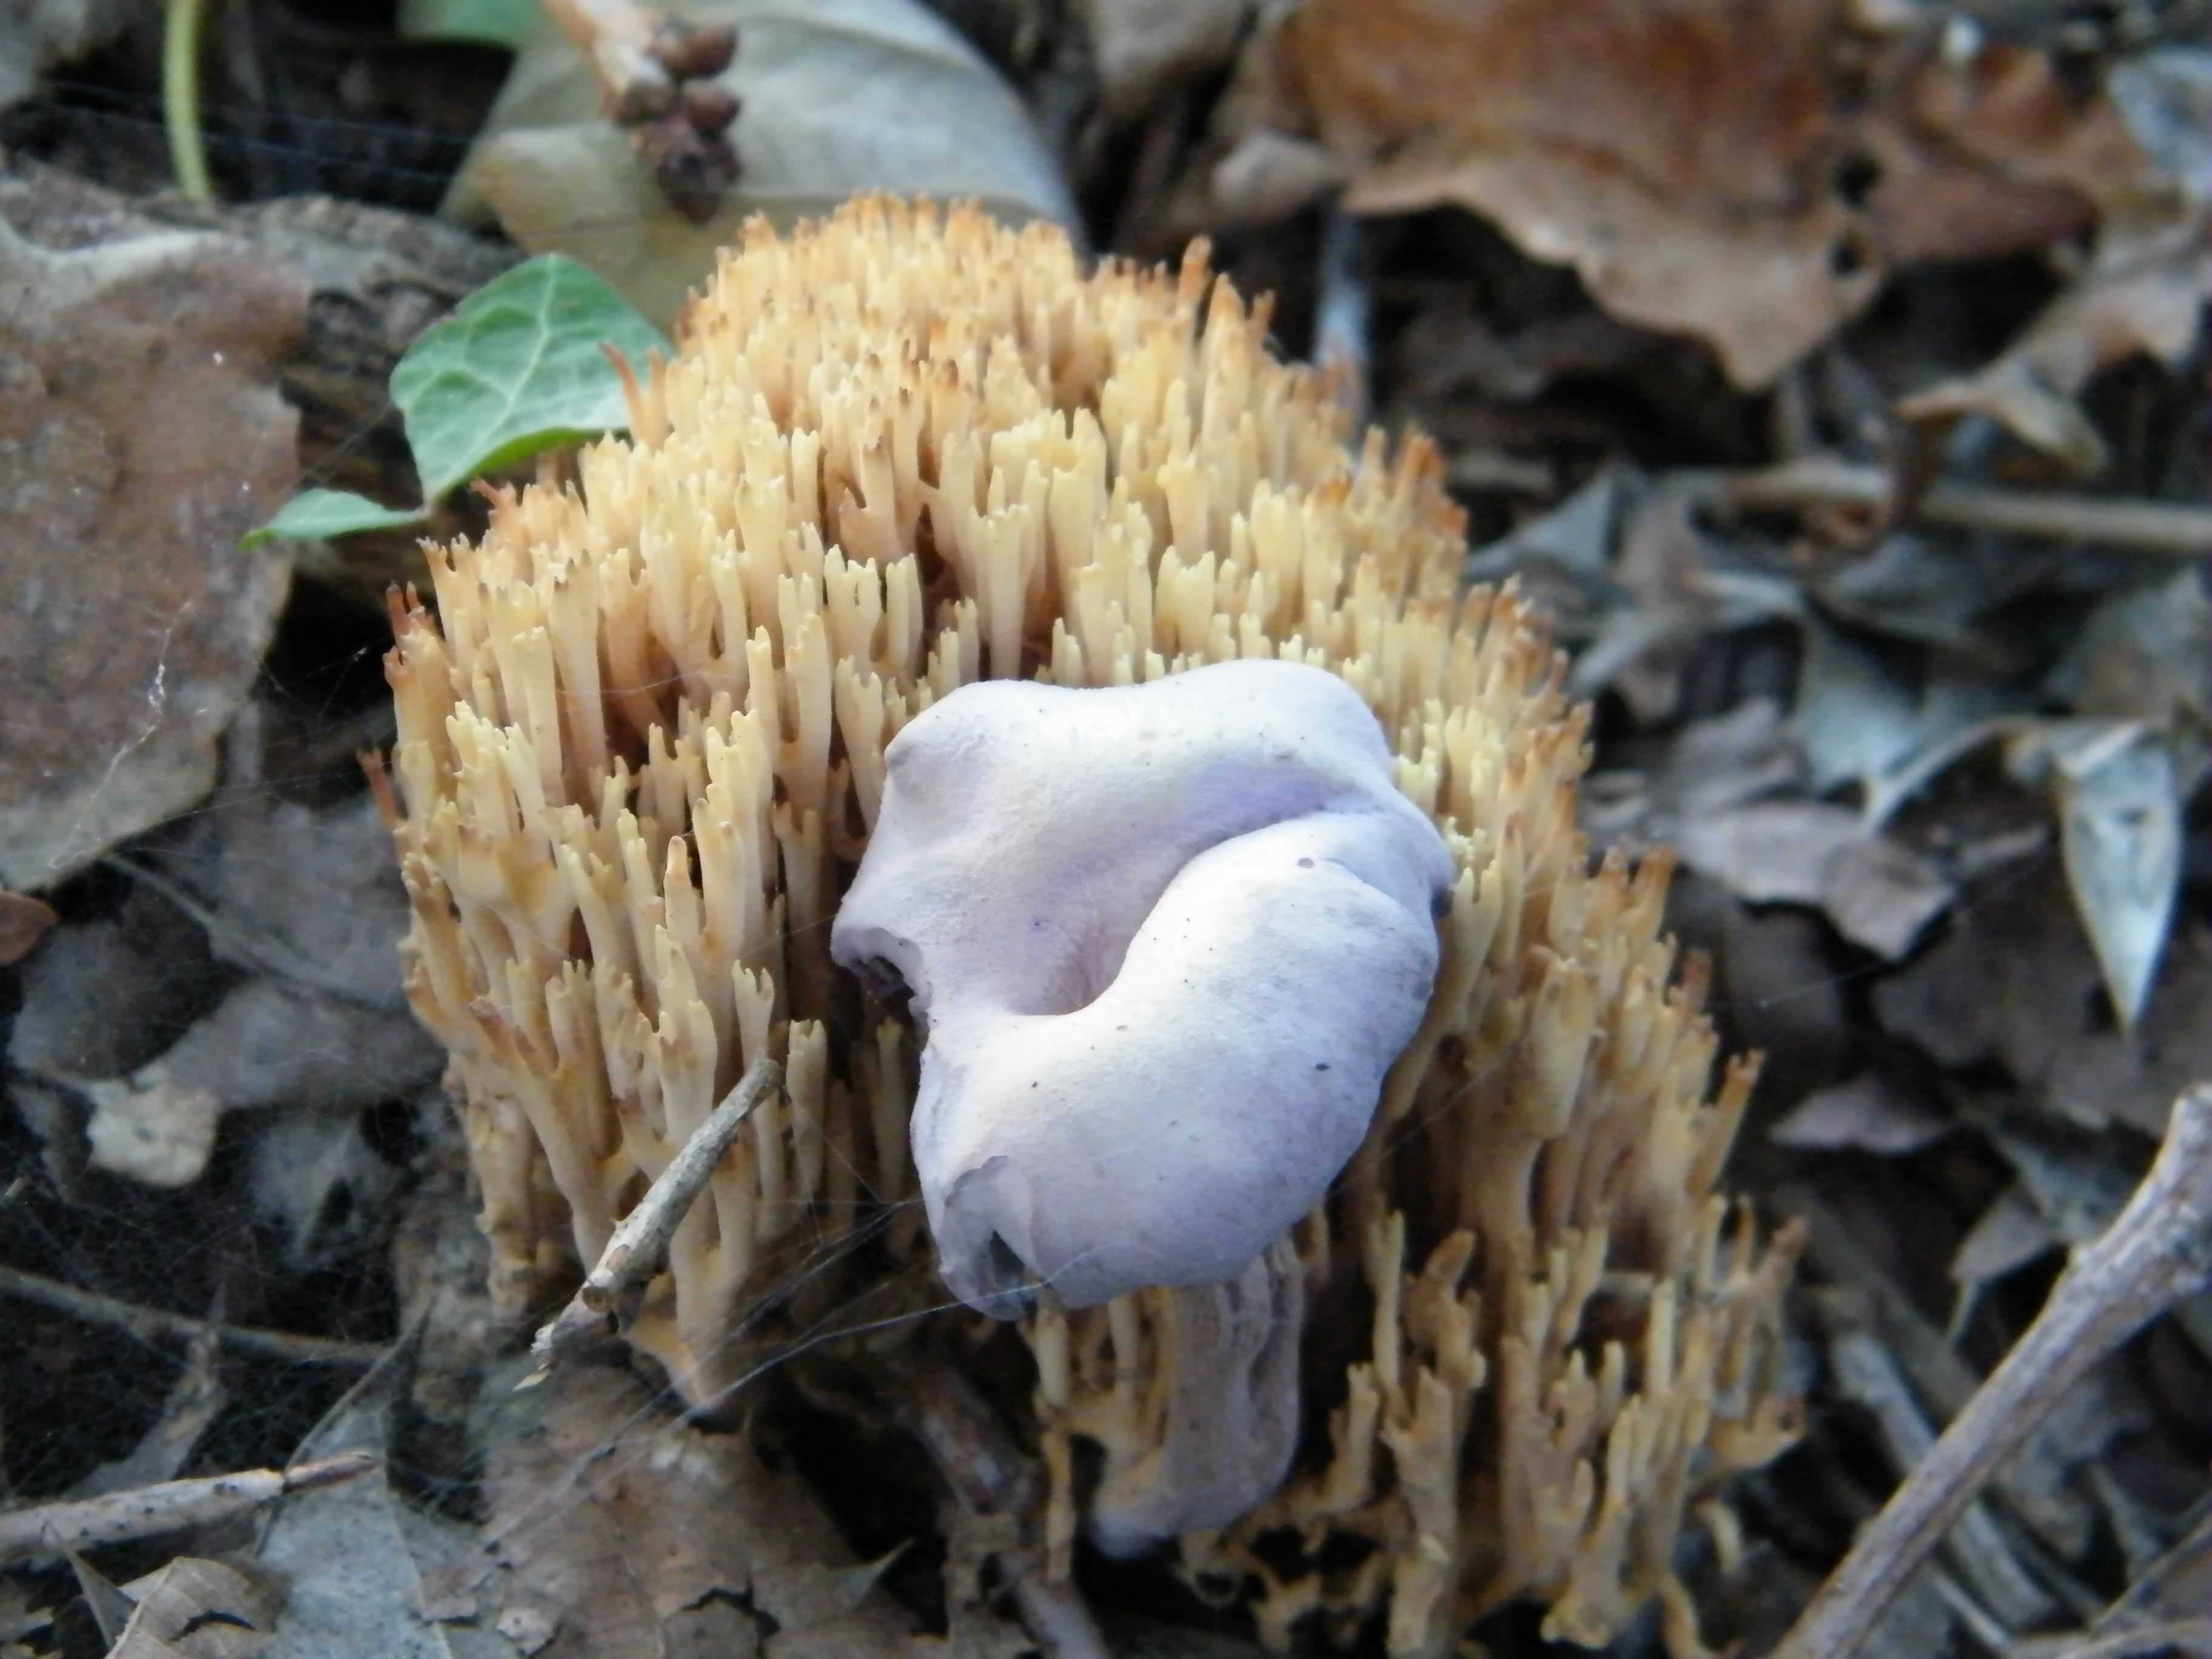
[1,2,2211,1656]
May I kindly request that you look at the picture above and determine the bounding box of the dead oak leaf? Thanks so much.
[1224,0,2162,386]
[458,1361,920,1658]
[0,218,304,890]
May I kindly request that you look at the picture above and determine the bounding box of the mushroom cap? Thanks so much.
[831,657,1456,1313]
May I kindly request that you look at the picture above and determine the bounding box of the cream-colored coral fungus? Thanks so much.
[375,197,1803,1657]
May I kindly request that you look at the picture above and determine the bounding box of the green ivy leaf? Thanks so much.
[243,489,430,547]
[244,254,670,548]
[397,0,546,49]
[392,253,674,504]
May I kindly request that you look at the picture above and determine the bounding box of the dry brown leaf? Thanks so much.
[1770,1072,1951,1156]
[0,891,56,965]
[1217,1,2166,386]
[1089,0,1248,122]
[1672,799,1952,958]
[1951,1182,2062,1290]
[1872,866,2212,1141]
[448,1362,920,1658]
[109,1558,273,1659]
[1899,219,2212,471]
[0,220,302,891]
[1863,38,2157,262]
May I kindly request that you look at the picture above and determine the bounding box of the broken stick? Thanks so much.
[1771,1082,2212,1659]
[1714,455,2212,558]
[0,1455,375,1562]
[531,1056,783,1373]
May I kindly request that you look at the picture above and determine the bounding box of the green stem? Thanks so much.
[163,0,215,203]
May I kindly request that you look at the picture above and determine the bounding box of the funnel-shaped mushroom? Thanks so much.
[832,659,1455,1315]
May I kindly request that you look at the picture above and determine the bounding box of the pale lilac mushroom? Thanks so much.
[831,658,1456,1318]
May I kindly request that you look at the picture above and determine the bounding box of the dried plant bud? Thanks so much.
[649,19,737,82]
[681,81,740,138]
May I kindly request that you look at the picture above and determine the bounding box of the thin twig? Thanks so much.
[0,1264,389,1367]
[2011,1620,2212,1659]
[1814,1292,2055,1629]
[0,1454,374,1561]
[1706,456,2212,557]
[1772,1083,2212,1659]
[542,0,674,120]
[531,1056,783,1372]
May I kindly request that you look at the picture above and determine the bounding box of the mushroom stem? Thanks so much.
[1086,1237,1307,1556]
[1772,1082,2212,1659]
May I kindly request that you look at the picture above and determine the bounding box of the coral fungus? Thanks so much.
[375,196,1803,1655]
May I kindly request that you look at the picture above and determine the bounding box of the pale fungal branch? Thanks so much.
[1773,1082,2212,1659]
[0,1454,375,1562]
[1704,455,2212,557]
[531,1056,783,1375]
[0,1264,389,1367]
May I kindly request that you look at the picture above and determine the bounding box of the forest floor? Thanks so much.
[1,4,2209,1657]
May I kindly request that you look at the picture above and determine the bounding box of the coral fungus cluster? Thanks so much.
[376,196,1802,1655]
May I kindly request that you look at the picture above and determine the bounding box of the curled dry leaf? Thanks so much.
[1872,859,2211,1141]
[1791,614,2028,820]
[0,220,303,890]
[1215,0,2166,386]
[1951,1181,2062,1293]
[444,0,1078,329]
[2009,722,2183,1033]
[1672,799,1953,959]
[1769,1072,1950,1157]
[1898,218,2212,472]
[109,1558,273,1659]
[2048,568,2212,730]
